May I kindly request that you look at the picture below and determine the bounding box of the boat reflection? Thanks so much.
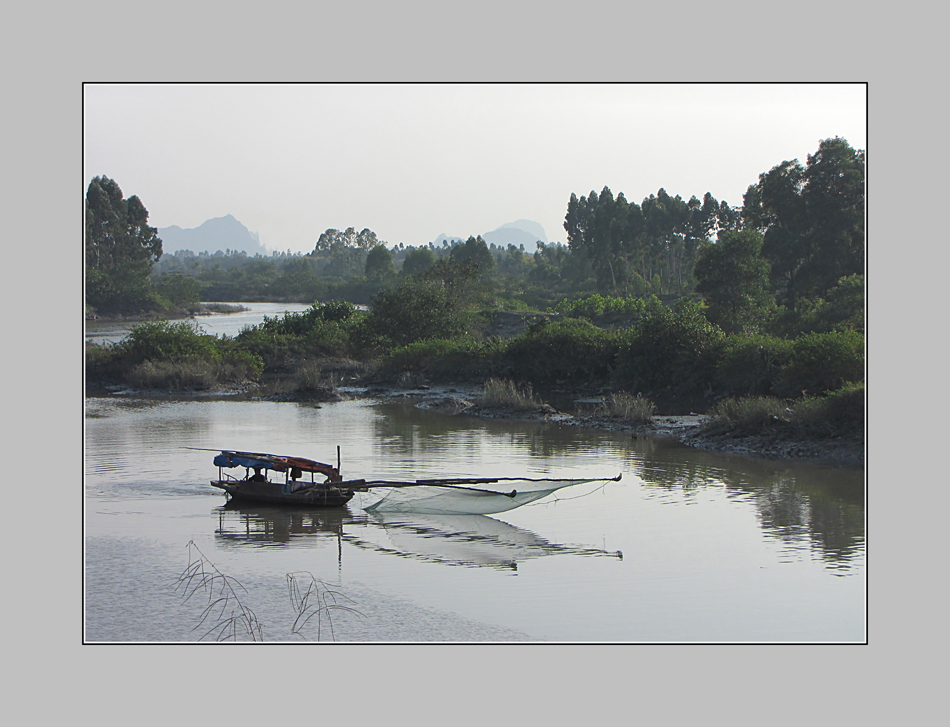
[213,502,622,571]
[214,501,345,547]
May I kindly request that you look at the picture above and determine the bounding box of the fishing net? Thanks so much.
[362,478,601,516]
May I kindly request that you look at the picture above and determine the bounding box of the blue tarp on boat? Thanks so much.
[214,454,276,470]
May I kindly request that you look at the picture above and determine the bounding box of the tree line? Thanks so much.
[86,136,864,344]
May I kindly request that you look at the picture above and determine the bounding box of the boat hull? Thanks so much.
[211,479,356,508]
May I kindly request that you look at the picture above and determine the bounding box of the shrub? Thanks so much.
[553,294,645,320]
[500,318,620,385]
[364,279,472,348]
[774,330,864,397]
[704,396,789,433]
[792,381,865,435]
[117,320,220,364]
[616,297,724,394]
[714,334,794,397]
[378,337,502,382]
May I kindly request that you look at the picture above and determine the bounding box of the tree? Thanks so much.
[365,245,397,281]
[313,227,382,253]
[744,137,864,306]
[694,229,775,333]
[400,247,436,277]
[449,236,494,276]
[85,176,163,314]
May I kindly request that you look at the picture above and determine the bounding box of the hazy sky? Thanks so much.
[83,83,866,253]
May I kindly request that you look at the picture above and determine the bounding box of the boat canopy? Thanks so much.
[212,450,337,475]
[214,454,276,470]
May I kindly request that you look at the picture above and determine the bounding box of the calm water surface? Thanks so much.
[84,396,865,642]
[85,302,313,346]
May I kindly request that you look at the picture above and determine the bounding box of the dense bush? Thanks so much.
[116,320,221,364]
[552,294,645,320]
[616,298,725,395]
[792,381,865,434]
[364,279,473,348]
[500,318,620,386]
[704,396,789,433]
[378,337,501,382]
[88,320,264,390]
[714,334,794,397]
[769,274,865,338]
[236,300,365,361]
[774,330,864,397]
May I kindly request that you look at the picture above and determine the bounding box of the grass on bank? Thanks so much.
[479,378,548,411]
[704,382,864,437]
[599,392,656,423]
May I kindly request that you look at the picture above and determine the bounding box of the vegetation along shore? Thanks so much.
[85,137,865,467]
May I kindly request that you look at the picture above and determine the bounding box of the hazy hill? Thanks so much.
[158,215,267,256]
[433,219,548,251]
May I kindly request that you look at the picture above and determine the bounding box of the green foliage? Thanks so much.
[449,236,494,276]
[745,137,864,306]
[791,381,865,434]
[773,330,864,397]
[85,176,163,315]
[714,334,794,397]
[617,297,725,394]
[400,247,436,277]
[552,293,645,320]
[501,318,620,385]
[705,396,789,433]
[694,229,776,333]
[98,320,263,390]
[364,278,472,349]
[769,274,865,337]
[153,272,201,309]
[365,245,397,281]
[237,300,364,359]
[117,320,221,364]
[707,382,864,438]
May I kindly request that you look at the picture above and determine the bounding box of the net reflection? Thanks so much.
[213,502,622,572]
[348,512,623,571]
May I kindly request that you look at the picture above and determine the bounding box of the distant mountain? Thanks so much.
[158,215,266,256]
[433,233,466,247]
[495,219,547,244]
[432,220,548,252]
[482,227,543,250]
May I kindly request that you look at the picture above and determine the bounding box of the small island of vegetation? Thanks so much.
[85,137,865,465]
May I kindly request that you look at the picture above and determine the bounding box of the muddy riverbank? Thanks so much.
[86,368,863,468]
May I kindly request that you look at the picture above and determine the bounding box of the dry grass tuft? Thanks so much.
[480,378,546,411]
[600,392,655,423]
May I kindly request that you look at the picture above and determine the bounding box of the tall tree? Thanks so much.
[744,137,864,305]
[85,176,163,314]
[694,229,775,333]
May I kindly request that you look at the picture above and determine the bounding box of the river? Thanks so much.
[84,394,865,643]
[84,301,314,346]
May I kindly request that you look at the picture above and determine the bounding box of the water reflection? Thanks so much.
[371,400,864,573]
[634,437,865,572]
[215,501,345,547]
[212,501,621,571]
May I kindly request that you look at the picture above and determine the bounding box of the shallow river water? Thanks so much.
[84,395,865,643]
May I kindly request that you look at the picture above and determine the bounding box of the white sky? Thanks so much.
[83,83,865,254]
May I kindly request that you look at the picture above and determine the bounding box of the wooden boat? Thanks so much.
[202,447,622,515]
[208,448,360,508]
